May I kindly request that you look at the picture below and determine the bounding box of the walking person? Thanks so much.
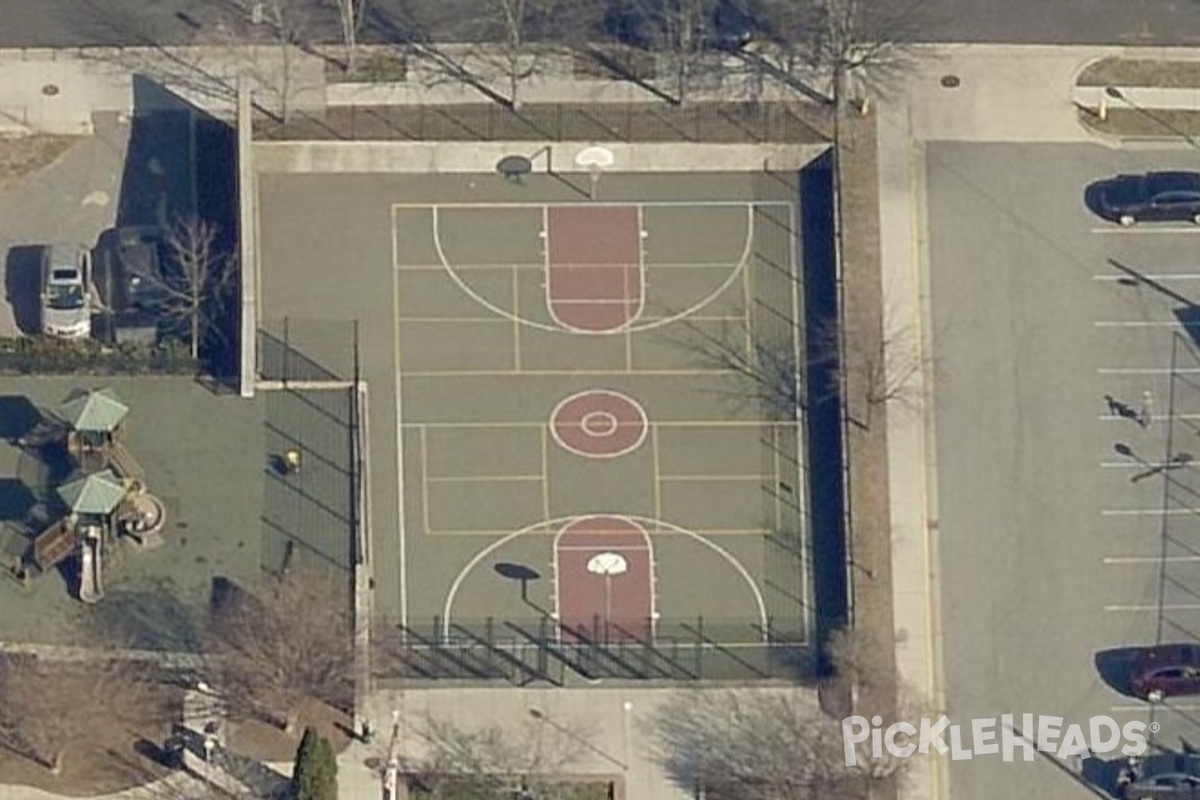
[1139,389,1154,428]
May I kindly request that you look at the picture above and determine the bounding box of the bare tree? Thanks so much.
[605,0,725,104]
[331,0,368,72]
[76,0,322,123]
[401,711,594,799]
[157,215,236,360]
[400,0,599,108]
[651,688,861,800]
[664,316,804,420]
[202,568,355,733]
[0,652,167,774]
[751,0,931,111]
[813,307,931,431]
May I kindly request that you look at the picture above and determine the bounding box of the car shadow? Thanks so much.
[4,245,43,335]
[1096,646,1151,698]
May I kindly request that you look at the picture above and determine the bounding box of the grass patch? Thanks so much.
[0,135,80,193]
[1077,106,1200,139]
[1078,57,1200,88]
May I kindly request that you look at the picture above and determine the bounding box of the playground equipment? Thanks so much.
[10,387,166,602]
[78,525,103,603]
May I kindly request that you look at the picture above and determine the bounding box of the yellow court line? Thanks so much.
[403,317,514,324]
[426,475,544,483]
[512,265,522,371]
[652,425,663,520]
[421,526,773,537]
[741,254,754,354]
[401,368,739,378]
[400,313,748,324]
[400,420,802,429]
[420,425,431,539]
[658,474,776,481]
[773,424,782,531]
[396,261,752,272]
[541,426,551,521]
[392,200,794,211]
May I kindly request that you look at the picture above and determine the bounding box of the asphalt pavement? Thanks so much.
[5,0,1200,48]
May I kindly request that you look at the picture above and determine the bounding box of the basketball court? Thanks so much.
[389,170,813,651]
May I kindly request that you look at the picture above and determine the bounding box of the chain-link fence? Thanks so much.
[373,615,814,684]
[253,101,829,144]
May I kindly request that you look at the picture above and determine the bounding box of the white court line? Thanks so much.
[1103,460,1198,467]
[391,219,408,631]
[395,200,794,210]
[1090,227,1200,234]
[1098,413,1200,420]
[395,261,747,272]
[1102,509,1200,516]
[1104,556,1200,564]
[1107,604,1200,611]
[1095,321,1195,328]
[556,543,652,552]
[1098,368,1200,375]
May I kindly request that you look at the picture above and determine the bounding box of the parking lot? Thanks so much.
[925,141,1200,795]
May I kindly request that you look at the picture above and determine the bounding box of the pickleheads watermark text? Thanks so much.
[842,714,1154,767]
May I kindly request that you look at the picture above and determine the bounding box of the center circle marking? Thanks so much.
[581,411,619,437]
[549,390,649,459]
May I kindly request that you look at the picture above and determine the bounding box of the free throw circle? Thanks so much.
[550,390,648,458]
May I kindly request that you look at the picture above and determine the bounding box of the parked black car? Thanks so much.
[1089,172,1200,226]
[1121,753,1200,799]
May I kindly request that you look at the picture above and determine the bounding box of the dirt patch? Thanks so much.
[0,135,80,193]
[225,698,353,764]
[0,680,182,797]
[1077,58,1200,89]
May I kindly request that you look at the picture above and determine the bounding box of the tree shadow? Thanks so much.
[0,396,43,442]
[4,245,44,335]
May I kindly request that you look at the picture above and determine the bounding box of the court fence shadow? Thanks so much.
[372,616,816,685]
[257,318,358,384]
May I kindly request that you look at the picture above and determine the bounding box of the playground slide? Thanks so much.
[78,532,103,603]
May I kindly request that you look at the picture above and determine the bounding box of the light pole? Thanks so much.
[1103,87,1200,151]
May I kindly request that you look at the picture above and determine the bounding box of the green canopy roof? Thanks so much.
[57,469,127,515]
[58,387,129,433]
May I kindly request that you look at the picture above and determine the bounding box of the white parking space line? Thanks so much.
[1098,368,1200,375]
[1102,509,1200,516]
[1090,228,1200,235]
[1098,415,1200,422]
[1104,556,1200,564]
[1095,274,1200,282]
[1106,604,1200,611]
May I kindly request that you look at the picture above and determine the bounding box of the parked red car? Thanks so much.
[1132,644,1200,703]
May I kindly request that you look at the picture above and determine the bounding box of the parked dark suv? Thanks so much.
[1089,172,1200,226]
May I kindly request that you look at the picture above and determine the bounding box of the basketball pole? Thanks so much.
[589,164,601,199]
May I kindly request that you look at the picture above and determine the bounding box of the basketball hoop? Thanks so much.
[575,146,615,200]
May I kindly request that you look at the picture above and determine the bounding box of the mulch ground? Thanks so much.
[225,698,354,764]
